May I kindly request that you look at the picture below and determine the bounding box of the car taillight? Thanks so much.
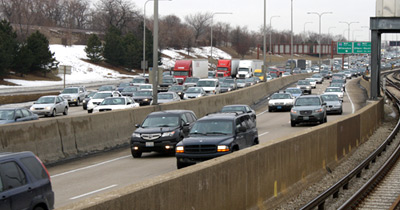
[35,155,51,181]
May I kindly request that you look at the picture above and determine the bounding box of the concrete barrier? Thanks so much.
[57,99,384,210]
[360,77,371,98]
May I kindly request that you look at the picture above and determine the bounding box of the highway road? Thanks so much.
[46,76,368,208]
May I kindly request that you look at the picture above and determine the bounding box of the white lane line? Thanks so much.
[257,109,269,116]
[70,184,118,200]
[345,83,356,114]
[259,131,269,137]
[51,155,131,178]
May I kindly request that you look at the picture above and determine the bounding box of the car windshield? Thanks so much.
[245,78,254,82]
[158,93,173,99]
[139,85,152,90]
[224,79,235,84]
[286,89,302,94]
[174,71,188,76]
[332,79,344,84]
[325,88,340,92]
[87,92,97,98]
[295,97,321,106]
[221,106,246,113]
[190,120,233,135]
[0,110,14,120]
[330,83,342,88]
[119,83,130,88]
[322,95,340,101]
[93,92,112,99]
[185,78,199,83]
[169,86,183,91]
[271,94,291,99]
[100,98,125,105]
[142,115,179,127]
[132,78,146,83]
[122,86,138,92]
[197,80,216,87]
[298,80,310,85]
[186,88,202,93]
[61,88,78,94]
[237,79,246,83]
[254,72,263,76]
[98,86,114,91]
[36,97,55,104]
[312,75,321,78]
[162,78,174,83]
[134,91,152,96]
[221,83,232,87]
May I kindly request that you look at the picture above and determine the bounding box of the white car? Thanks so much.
[324,87,344,99]
[196,78,220,95]
[87,91,121,113]
[268,92,295,112]
[156,92,181,104]
[282,72,291,77]
[305,78,317,89]
[92,97,139,113]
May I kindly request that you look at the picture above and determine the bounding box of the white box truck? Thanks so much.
[236,60,263,79]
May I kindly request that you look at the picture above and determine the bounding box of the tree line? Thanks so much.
[0,20,54,79]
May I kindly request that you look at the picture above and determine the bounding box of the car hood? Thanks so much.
[158,99,176,104]
[135,126,179,134]
[292,105,322,111]
[31,104,53,108]
[269,99,293,103]
[325,101,341,106]
[181,135,234,145]
[132,96,152,100]
[0,120,15,124]
[185,93,202,97]
[60,93,78,97]
[90,99,105,103]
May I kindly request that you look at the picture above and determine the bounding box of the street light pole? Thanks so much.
[339,21,358,67]
[210,12,232,69]
[269,15,280,63]
[152,0,159,105]
[143,0,171,76]
[307,11,332,70]
[290,0,293,71]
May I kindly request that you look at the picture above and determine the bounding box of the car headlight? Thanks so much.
[183,95,188,99]
[228,88,232,91]
[144,99,149,101]
[83,100,86,103]
[132,133,141,138]
[217,145,230,152]
[314,108,324,113]
[30,107,34,111]
[268,102,274,106]
[197,94,202,97]
[291,109,297,114]
[45,106,51,110]
[162,131,175,137]
[176,146,184,153]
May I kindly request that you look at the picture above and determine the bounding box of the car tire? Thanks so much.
[268,107,272,112]
[131,150,142,158]
[51,109,56,117]
[177,160,187,169]
[76,99,80,106]
[63,107,68,115]
[33,206,45,210]
[291,121,296,127]
[339,109,343,115]
[88,109,93,114]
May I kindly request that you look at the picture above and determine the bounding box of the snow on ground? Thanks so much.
[0,45,232,89]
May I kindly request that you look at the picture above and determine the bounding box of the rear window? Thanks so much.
[20,156,47,180]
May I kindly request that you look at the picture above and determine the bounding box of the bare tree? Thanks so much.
[185,12,212,46]
[62,0,90,29]
[231,26,251,58]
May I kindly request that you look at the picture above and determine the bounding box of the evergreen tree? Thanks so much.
[123,32,141,69]
[13,43,34,77]
[85,34,103,63]
[103,26,125,66]
[26,31,55,75]
[0,20,18,79]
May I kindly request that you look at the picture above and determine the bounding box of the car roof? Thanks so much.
[222,104,249,108]
[202,112,246,121]
[297,95,321,99]
[148,110,194,116]
[0,151,35,159]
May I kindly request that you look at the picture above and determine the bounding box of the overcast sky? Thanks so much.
[95,0,382,42]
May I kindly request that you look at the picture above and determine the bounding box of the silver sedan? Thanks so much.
[30,95,69,117]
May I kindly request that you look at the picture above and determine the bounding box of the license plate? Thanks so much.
[303,116,309,120]
[277,106,282,109]
[145,142,154,147]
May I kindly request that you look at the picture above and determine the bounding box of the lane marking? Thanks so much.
[70,184,117,200]
[345,82,356,114]
[51,155,131,178]
[257,109,269,116]
[259,131,269,137]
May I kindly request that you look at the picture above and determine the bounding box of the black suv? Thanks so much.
[175,112,259,169]
[130,110,197,158]
[0,151,54,210]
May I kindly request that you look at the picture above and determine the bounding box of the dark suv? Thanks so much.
[130,110,197,158]
[290,95,327,127]
[0,151,54,210]
[175,112,259,169]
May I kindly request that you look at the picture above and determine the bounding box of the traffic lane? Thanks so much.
[50,148,176,208]
[48,77,365,208]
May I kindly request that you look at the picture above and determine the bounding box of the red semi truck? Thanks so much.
[173,59,208,84]
[216,59,240,78]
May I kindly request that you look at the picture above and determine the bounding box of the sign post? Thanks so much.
[58,65,72,89]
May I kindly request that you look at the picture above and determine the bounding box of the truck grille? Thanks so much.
[185,145,217,154]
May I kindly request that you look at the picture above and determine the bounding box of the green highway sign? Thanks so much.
[337,42,353,54]
[353,42,371,54]
[337,42,371,54]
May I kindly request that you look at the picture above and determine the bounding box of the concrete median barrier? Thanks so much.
[57,98,383,210]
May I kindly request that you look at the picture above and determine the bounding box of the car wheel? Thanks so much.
[324,116,327,123]
[177,160,187,169]
[51,109,56,117]
[63,107,68,115]
[76,99,80,106]
[33,206,45,210]
[268,107,272,112]
[339,109,343,115]
[131,150,142,158]
[88,109,93,114]
[291,121,296,127]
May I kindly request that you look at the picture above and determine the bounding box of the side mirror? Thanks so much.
[135,124,140,128]
[322,102,327,106]
[237,126,246,133]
